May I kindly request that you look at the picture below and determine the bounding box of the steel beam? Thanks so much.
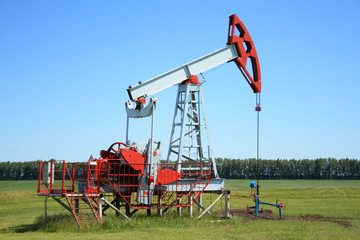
[127,45,238,101]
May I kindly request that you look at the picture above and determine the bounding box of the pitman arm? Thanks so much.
[127,14,261,102]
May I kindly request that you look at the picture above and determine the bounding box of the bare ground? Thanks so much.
[213,208,353,228]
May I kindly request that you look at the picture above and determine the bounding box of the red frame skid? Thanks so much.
[228,14,261,93]
[38,160,212,210]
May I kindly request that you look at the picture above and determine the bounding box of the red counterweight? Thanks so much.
[228,14,261,93]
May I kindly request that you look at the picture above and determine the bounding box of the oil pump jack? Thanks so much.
[124,12,261,196]
[37,14,262,227]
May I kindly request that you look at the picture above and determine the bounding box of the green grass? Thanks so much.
[225,179,360,189]
[0,180,38,192]
[1,180,359,239]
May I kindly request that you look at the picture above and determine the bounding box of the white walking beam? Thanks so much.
[127,45,239,101]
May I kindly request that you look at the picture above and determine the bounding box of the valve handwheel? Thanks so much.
[278,203,286,210]
[107,142,127,159]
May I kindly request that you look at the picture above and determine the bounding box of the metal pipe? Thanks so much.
[126,115,129,145]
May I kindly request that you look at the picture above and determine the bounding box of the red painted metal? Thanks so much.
[99,160,211,209]
[38,142,212,210]
[180,75,200,85]
[62,161,66,193]
[37,161,42,193]
[120,148,146,173]
[156,168,182,185]
[50,161,53,193]
[37,160,78,194]
[136,97,146,108]
[228,14,261,93]
[107,141,127,159]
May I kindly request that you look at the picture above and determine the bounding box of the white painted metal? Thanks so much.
[127,45,238,100]
[136,140,163,205]
[188,195,193,217]
[101,198,130,220]
[42,162,54,185]
[177,85,190,172]
[125,115,129,144]
[125,43,231,191]
[98,198,102,221]
[125,97,157,118]
[199,86,217,177]
[197,192,225,219]
[124,97,163,205]
[167,84,219,178]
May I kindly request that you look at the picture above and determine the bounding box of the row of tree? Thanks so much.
[0,161,39,180]
[0,158,359,180]
[215,158,360,180]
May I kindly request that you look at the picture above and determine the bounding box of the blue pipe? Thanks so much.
[259,202,277,207]
[277,200,282,218]
[255,195,259,217]
[250,181,282,218]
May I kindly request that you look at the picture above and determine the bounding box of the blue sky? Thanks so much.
[1,0,359,162]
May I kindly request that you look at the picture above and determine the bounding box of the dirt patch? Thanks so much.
[213,209,352,228]
[285,214,353,228]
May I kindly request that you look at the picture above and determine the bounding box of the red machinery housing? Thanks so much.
[38,142,213,226]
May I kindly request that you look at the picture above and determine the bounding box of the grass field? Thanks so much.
[0,180,359,239]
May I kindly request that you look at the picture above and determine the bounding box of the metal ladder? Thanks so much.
[65,192,101,228]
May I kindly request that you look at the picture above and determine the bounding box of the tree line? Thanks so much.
[0,158,359,180]
[0,161,39,180]
[216,158,360,180]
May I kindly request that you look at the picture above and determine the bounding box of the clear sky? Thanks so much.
[1,0,359,162]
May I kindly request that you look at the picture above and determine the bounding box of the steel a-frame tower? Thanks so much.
[167,83,219,178]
